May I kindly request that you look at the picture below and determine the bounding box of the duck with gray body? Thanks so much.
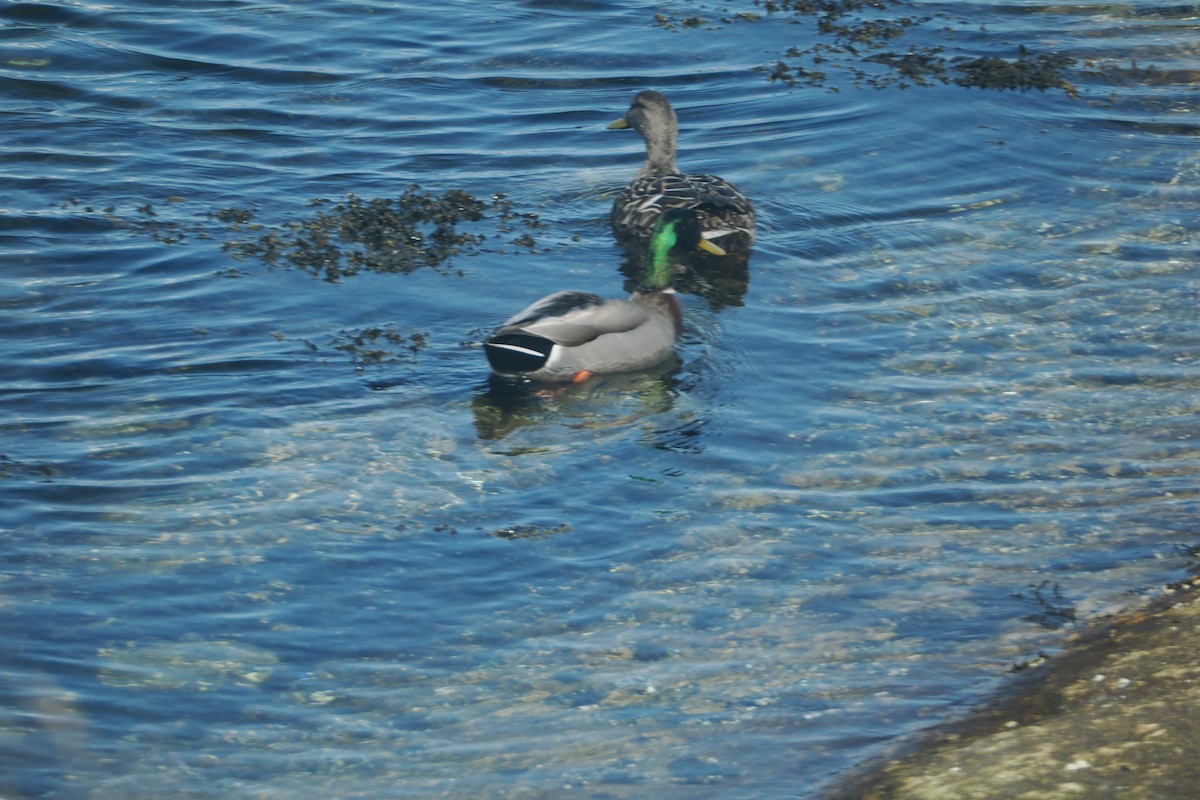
[607,90,756,255]
[483,209,723,383]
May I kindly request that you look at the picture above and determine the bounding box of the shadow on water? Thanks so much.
[470,364,684,443]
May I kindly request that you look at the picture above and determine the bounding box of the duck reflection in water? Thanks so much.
[470,364,681,443]
[618,244,751,311]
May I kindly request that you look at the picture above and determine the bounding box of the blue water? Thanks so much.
[2,1,1198,797]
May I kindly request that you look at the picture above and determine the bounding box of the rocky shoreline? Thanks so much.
[826,575,1200,799]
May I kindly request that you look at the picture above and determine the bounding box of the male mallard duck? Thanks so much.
[484,208,724,382]
[608,90,756,255]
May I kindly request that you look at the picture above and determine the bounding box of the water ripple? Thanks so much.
[1,1,1198,798]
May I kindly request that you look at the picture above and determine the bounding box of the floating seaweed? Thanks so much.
[58,196,211,245]
[655,1,1082,94]
[218,186,545,282]
[328,326,429,368]
[58,185,545,281]
[491,522,572,541]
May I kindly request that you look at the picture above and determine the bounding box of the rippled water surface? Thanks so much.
[2,1,1198,797]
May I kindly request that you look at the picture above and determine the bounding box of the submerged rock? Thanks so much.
[97,640,279,690]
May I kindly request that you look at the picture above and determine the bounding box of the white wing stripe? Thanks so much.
[488,343,545,358]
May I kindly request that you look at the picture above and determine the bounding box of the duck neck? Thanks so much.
[642,224,678,291]
[638,122,678,176]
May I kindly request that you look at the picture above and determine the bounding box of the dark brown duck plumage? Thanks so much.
[607,90,756,255]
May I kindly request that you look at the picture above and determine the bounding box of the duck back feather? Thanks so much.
[608,90,756,254]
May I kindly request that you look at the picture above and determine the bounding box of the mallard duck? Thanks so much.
[608,90,756,254]
[484,208,724,382]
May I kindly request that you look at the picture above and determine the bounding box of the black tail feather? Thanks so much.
[483,332,553,375]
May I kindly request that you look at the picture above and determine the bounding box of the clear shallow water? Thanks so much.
[2,1,1198,797]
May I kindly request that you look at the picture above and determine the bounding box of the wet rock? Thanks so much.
[632,641,671,662]
[826,577,1200,799]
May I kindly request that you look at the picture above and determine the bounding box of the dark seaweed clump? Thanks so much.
[58,186,545,281]
[328,326,428,368]
[952,47,1078,93]
[218,185,544,282]
[268,327,432,370]
[58,197,211,245]
[491,523,572,541]
[656,1,1078,94]
[852,43,1076,93]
